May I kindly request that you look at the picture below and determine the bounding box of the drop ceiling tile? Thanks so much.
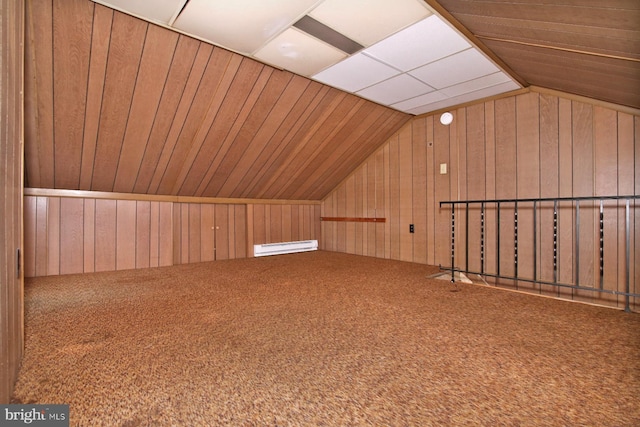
[255,28,347,77]
[357,74,434,105]
[173,0,320,54]
[94,0,187,24]
[392,90,447,111]
[409,48,500,89]
[313,53,400,92]
[406,81,521,115]
[440,72,512,98]
[308,0,431,47]
[364,15,470,72]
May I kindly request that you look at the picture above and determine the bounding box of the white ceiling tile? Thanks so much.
[364,15,470,72]
[95,0,187,24]
[173,0,320,54]
[406,81,521,115]
[440,72,512,97]
[357,74,434,105]
[392,90,447,111]
[409,48,500,89]
[308,0,431,47]
[255,28,347,77]
[313,53,400,92]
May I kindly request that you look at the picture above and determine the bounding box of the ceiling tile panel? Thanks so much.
[308,0,431,46]
[357,74,434,105]
[173,0,320,54]
[363,15,471,72]
[94,0,187,24]
[312,53,400,92]
[409,48,499,89]
[254,28,346,76]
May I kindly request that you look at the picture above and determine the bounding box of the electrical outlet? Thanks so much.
[409,224,414,233]
[440,163,448,174]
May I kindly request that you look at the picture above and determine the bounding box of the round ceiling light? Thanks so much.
[440,112,453,126]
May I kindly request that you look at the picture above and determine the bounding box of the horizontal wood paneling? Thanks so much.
[322,91,639,310]
[24,196,320,277]
[23,0,410,200]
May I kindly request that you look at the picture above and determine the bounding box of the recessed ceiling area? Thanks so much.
[91,0,521,115]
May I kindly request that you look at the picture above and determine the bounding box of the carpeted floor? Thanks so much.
[12,251,640,426]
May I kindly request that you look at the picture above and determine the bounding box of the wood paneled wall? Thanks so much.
[1,0,24,403]
[24,193,321,277]
[322,90,639,310]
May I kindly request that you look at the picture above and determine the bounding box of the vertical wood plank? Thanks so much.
[594,106,619,304]
[200,204,215,262]
[136,201,151,269]
[116,200,136,270]
[426,116,436,265]
[253,204,266,246]
[95,199,116,272]
[412,118,427,265]
[484,101,497,277]
[246,204,254,257]
[558,98,574,289]
[189,203,202,264]
[47,197,60,275]
[516,93,540,287]
[158,202,173,267]
[83,198,95,273]
[465,104,486,273]
[215,204,230,260]
[399,124,413,262]
[617,113,635,309]
[234,205,247,259]
[433,118,451,267]
[149,201,160,268]
[35,197,49,277]
[375,149,385,258]
[282,205,292,243]
[270,205,283,243]
[345,176,356,254]
[24,197,36,278]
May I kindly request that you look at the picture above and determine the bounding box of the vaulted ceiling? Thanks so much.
[23,0,640,201]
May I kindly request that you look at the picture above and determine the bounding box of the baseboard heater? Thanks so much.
[253,240,318,257]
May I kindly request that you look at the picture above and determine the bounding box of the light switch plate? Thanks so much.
[440,163,447,174]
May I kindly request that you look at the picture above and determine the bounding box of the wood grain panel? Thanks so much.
[116,200,136,270]
[322,90,639,309]
[399,125,413,262]
[188,204,201,264]
[215,205,229,260]
[59,197,84,274]
[79,4,112,190]
[133,35,200,194]
[47,197,60,275]
[24,197,37,278]
[95,199,116,272]
[53,0,94,188]
[91,12,147,191]
[36,198,50,276]
[200,204,215,262]
[0,0,24,402]
[234,205,247,259]
[135,201,151,269]
[83,199,95,272]
[113,26,179,193]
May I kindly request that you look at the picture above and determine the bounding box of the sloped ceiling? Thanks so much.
[23,0,640,202]
[24,0,411,201]
[431,0,640,110]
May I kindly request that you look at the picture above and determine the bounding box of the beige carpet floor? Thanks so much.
[12,251,640,426]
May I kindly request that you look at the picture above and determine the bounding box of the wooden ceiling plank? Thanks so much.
[280,100,379,199]
[189,60,274,197]
[256,89,351,199]
[112,25,179,193]
[79,4,113,190]
[241,83,332,198]
[305,110,410,200]
[156,47,241,195]
[52,0,93,189]
[219,73,310,198]
[284,102,383,200]
[236,79,326,198]
[146,42,213,194]
[179,58,271,197]
[161,50,243,195]
[24,0,54,188]
[91,11,147,192]
[454,14,640,60]
[132,35,200,194]
[437,0,640,31]
[485,40,640,108]
[203,69,295,198]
